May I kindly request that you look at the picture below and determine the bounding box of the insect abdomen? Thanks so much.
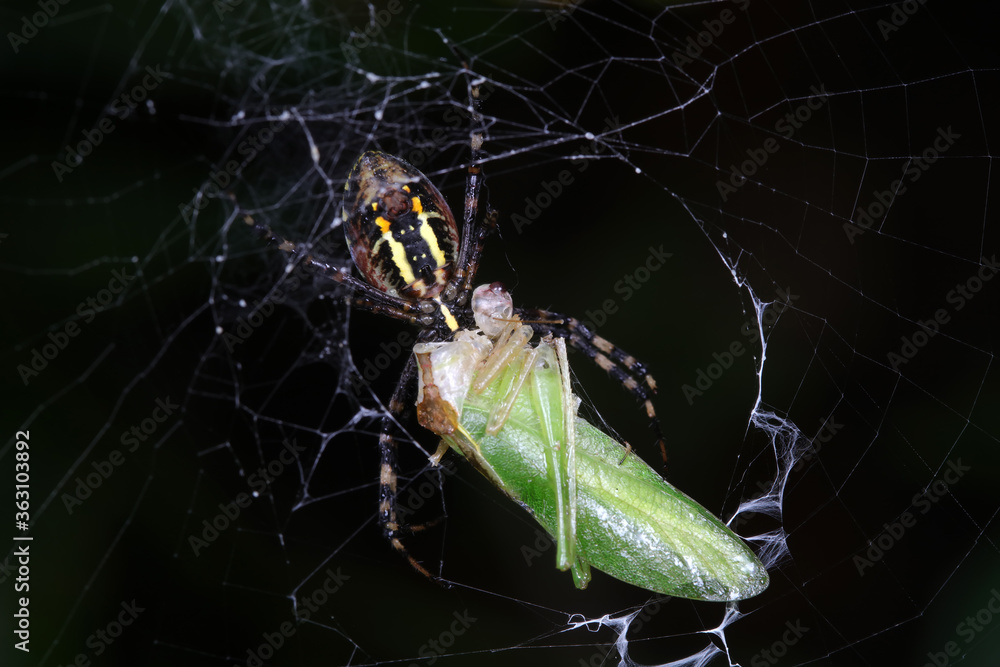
[458,391,769,600]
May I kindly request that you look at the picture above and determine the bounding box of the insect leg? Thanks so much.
[529,337,579,573]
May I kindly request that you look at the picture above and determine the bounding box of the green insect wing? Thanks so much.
[414,327,769,602]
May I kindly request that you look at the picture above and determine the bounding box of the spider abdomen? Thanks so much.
[343,151,460,299]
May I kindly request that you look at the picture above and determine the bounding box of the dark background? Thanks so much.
[2,1,999,665]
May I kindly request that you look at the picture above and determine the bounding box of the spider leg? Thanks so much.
[376,65,492,576]
[443,65,496,306]
[518,306,667,465]
[241,210,361,290]
[240,210,436,326]
[348,296,433,327]
[378,355,441,579]
[452,209,498,301]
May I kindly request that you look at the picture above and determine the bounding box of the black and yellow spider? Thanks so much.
[242,91,664,579]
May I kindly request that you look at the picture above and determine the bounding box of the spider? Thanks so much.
[242,81,664,580]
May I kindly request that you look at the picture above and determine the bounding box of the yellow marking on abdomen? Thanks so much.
[414,198,448,269]
[375,216,416,285]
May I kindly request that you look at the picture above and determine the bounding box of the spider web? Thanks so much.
[3,0,999,665]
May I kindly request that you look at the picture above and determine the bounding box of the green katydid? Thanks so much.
[413,284,769,601]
